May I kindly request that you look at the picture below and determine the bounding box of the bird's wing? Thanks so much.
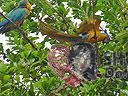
[0,18,8,27]
[0,8,27,27]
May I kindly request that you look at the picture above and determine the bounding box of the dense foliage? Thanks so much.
[0,0,128,96]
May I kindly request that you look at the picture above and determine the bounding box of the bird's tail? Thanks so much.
[39,21,84,43]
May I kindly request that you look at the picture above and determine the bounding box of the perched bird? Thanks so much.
[39,17,110,43]
[0,0,31,33]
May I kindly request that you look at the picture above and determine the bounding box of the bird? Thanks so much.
[39,16,110,43]
[0,0,31,33]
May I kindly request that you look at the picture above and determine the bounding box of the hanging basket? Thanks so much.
[47,43,97,87]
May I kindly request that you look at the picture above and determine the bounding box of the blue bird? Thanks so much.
[0,0,31,33]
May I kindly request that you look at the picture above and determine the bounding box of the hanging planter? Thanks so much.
[47,43,97,87]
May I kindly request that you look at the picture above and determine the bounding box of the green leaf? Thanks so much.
[0,61,7,72]
[3,75,10,82]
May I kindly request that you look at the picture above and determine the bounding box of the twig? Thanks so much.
[0,12,37,50]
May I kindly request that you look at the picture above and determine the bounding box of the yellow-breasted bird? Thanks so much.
[39,16,110,43]
[0,0,31,33]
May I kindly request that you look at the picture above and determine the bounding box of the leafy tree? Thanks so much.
[0,0,128,96]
